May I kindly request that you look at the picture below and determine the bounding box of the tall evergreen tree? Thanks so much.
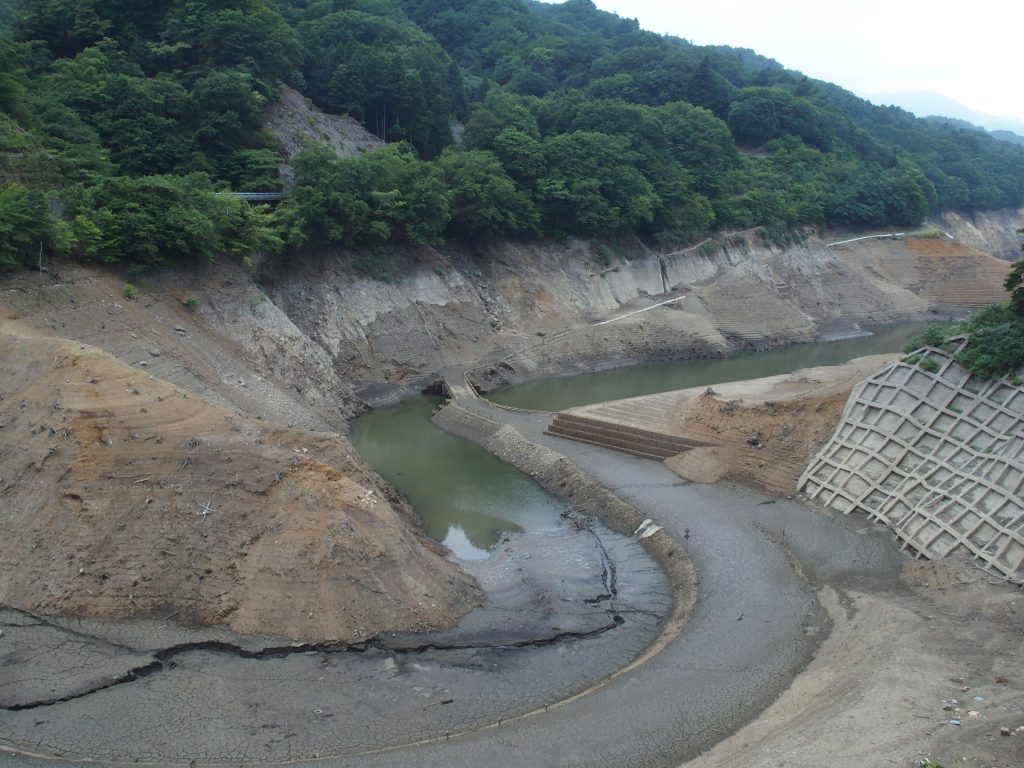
[685,56,733,119]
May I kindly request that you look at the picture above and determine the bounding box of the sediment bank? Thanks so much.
[2,215,1022,767]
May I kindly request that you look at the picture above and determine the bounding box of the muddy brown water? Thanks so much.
[350,322,933,558]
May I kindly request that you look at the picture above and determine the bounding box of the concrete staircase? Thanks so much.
[544,412,706,460]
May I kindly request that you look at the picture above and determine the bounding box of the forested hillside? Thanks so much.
[2,0,1024,273]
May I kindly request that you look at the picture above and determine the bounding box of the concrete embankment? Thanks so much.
[802,346,1024,583]
[432,401,697,641]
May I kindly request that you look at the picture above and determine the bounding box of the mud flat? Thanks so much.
[0,520,671,763]
[420,392,1023,768]
[2,223,1022,768]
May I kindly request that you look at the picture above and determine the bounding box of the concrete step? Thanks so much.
[554,413,705,450]
[543,427,673,461]
[545,413,708,460]
[546,424,680,459]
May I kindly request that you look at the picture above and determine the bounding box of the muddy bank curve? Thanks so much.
[2,216,1021,767]
[433,402,697,654]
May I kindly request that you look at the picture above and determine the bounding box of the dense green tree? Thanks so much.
[0,183,64,268]
[64,174,275,270]
[655,101,738,196]
[437,148,537,238]
[0,34,32,122]
[463,89,540,149]
[189,68,266,157]
[280,143,451,250]
[369,145,451,244]
[728,87,833,151]
[489,126,545,187]
[4,0,1024,271]
[1008,231,1024,317]
[296,8,461,158]
[535,131,659,237]
[686,56,733,119]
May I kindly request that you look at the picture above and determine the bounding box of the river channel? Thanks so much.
[349,322,932,559]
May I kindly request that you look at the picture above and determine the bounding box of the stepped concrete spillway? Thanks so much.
[545,412,708,460]
[532,356,895,496]
[800,343,1024,583]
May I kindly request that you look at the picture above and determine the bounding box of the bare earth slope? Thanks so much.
[565,355,898,495]
[262,224,1017,397]
[0,320,479,640]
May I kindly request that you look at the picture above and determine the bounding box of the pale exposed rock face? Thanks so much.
[265,84,384,184]
[938,208,1024,262]
[265,226,1015,397]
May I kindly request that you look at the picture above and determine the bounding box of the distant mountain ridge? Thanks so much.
[860,89,1024,134]
[922,114,1024,148]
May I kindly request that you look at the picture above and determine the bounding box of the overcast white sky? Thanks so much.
[584,0,1023,126]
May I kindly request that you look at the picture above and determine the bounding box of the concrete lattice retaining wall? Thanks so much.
[799,344,1023,583]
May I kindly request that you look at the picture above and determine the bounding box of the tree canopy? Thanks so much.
[3,0,1024,270]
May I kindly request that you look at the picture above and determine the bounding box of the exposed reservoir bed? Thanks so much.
[351,323,932,558]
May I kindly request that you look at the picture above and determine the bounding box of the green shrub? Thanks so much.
[903,305,1024,379]
[593,243,613,268]
[904,323,948,353]
[919,356,940,373]
[697,240,720,258]
[122,282,137,299]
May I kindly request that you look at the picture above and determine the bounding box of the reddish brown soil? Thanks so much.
[0,319,479,641]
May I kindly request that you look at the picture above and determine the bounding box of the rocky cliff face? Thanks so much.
[262,221,1020,400]
[938,208,1024,262]
[6,220,1017,420]
[265,84,385,185]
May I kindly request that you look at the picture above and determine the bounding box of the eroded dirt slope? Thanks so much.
[660,355,900,495]
[0,320,479,640]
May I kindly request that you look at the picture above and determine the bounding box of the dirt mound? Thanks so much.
[662,355,898,495]
[0,321,479,640]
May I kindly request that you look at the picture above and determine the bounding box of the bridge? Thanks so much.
[215,191,289,203]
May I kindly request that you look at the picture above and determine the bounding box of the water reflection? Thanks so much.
[351,323,937,557]
[349,396,565,559]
